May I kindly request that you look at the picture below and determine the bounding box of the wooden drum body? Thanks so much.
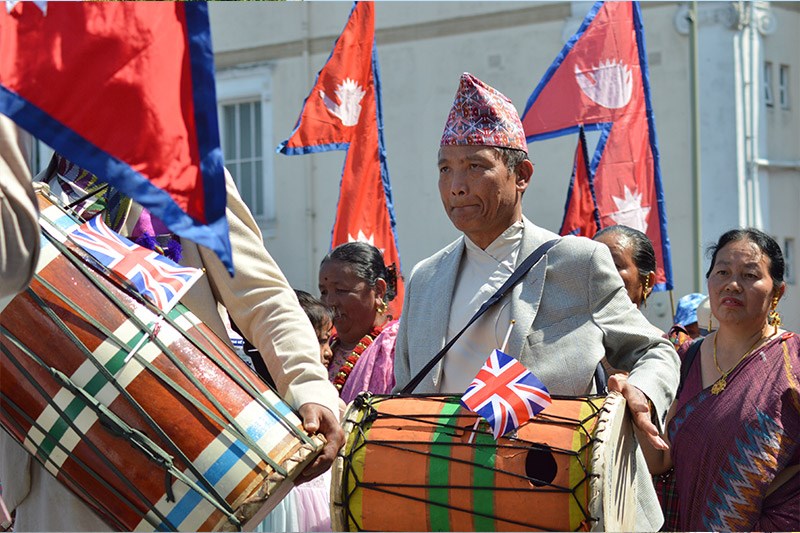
[0,194,321,531]
[332,393,636,532]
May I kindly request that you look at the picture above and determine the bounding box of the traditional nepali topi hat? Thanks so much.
[440,72,528,153]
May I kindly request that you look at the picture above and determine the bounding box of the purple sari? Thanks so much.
[669,332,800,531]
[339,319,399,404]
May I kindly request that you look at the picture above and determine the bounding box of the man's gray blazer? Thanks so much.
[393,217,679,530]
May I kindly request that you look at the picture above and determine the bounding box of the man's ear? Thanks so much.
[516,159,534,191]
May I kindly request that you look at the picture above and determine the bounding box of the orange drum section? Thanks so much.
[335,395,604,532]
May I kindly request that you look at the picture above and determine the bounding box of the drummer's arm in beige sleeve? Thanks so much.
[0,115,39,314]
[194,170,340,419]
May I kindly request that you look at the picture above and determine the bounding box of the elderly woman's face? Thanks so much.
[707,239,776,327]
[594,232,644,307]
[319,260,379,345]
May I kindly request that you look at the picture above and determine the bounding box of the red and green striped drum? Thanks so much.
[0,192,321,531]
[331,393,636,532]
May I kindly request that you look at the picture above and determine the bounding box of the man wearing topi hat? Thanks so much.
[393,73,679,530]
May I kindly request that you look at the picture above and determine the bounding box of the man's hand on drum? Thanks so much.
[296,403,345,483]
[607,374,669,451]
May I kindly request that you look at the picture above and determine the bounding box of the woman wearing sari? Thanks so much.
[318,242,399,404]
[619,228,799,530]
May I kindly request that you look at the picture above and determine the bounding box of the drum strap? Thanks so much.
[400,238,560,394]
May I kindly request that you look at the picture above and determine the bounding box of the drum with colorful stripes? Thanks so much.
[0,192,322,531]
[331,393,636,532]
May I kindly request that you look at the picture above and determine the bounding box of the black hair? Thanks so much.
[594,225,656,277]
[493,147,529,171]
[320,241,398,302]
[294,289,333,334]
[705,228,784,285]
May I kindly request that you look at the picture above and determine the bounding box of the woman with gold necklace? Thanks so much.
[627,228,799,531]
[319,242,399,404]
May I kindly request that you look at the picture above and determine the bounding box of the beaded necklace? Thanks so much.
[331,325,384,392]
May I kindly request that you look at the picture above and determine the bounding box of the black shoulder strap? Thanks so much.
[399,238,560,394]
[676,338,703,398]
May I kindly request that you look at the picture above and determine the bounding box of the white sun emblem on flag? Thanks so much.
[320,78,366,127]
[346,230,385,254]
[609,185,650,233]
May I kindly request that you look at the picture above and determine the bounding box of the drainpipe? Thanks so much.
[302,3,317,289]
[688,0,702,292]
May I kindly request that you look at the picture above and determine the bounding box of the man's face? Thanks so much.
[437,145,530,249]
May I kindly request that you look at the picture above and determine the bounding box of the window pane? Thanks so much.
[254,101,262,157]
[240,161,254,211]
[764,61,773,107]
[241,102,253,159]
[255,159,264,215]
[224,105,237,159]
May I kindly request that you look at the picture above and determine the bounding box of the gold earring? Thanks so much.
[641,276,650,306]
[768,296,781,335]
[376,299,388,315]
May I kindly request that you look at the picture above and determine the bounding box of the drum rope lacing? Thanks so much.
[1,202,317,529]
[41,219,316,458]
[336,394,602,531]
[39,205,315,455]
[2,308,242,530]
[0,336,178,531]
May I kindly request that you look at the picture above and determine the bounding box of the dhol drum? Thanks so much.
[331,393,636,532]
[0,192,322,532]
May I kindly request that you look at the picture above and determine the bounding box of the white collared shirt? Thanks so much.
[440,221,523,393]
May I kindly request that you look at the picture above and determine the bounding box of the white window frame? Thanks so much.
[779,64,790,110]
[764,61,774,108]
[216,63,276,235]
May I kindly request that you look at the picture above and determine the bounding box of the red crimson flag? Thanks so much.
[522,1,673,290]
[0,2,233,273]
[277,1,404,317]
[559,126,601,237]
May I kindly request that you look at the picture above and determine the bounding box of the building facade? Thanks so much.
[209,1,796,331]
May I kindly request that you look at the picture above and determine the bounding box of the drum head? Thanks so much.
[588,391,637,532]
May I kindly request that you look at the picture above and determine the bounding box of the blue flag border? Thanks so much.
[521,0,673,291]
[0,3,233,274]
[275,1,402,272]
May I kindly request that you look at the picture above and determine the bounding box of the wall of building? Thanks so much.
[209,1,799,331]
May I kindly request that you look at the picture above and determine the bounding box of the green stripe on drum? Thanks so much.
[428,400,460,531]
[473,430,496,531]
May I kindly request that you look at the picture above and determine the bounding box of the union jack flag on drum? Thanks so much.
[461,349,552,440]
[70,216,202,312]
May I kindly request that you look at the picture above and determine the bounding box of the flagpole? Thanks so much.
[469,320,516,445]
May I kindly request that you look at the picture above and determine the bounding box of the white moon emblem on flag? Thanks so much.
[609,186,650,233]
[574,59,633,109]
[320,78,366,127]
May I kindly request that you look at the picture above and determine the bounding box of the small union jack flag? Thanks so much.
[461,349,552,440]
[70,216,202,312]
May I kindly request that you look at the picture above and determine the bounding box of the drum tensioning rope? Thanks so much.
[0,341,179,531]
[0,389,170,531]
[338,395,603,532]
[38,208,315,451]
[0,327,243,531]
[10,286,240,522]
[35,227,296,475]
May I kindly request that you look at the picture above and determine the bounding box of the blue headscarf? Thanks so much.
[674,293,706,326]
